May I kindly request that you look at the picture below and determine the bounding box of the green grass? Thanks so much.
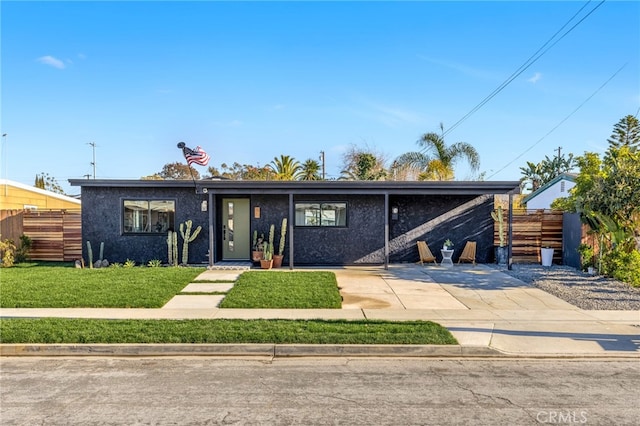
[219,271,342,309]
[0,318,458,345]
[0,263,205,308]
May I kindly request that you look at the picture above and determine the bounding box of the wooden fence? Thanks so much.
[494,209,564,264]
[0,209,82,261]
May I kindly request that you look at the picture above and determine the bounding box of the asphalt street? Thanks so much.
[1,358,638,425]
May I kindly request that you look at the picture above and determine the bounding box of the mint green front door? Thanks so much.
[222,198,250,260]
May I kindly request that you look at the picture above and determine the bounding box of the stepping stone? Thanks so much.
[163,295,225,309]
[182,283,234,293]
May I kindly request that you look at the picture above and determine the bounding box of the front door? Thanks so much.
[222,198,250,260]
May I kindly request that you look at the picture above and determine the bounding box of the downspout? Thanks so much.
[289,192,294,270]
[384,192,389,270]
[508,192,513,270]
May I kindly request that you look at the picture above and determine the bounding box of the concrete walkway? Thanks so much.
[2,264,638,358]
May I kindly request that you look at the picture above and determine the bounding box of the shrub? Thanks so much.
[601,246,640,287]
[15,235,32,263]
[123,259,136,268]
[147,259,162,268]
[0,238,16,268]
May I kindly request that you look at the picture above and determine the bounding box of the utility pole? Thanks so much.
[88,142,97,179]
[2,133,7,196]
[556,146,562,175]
[319,150,325,180]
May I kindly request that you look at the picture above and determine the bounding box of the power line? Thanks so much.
[486,62,628,180]
[442,0,606,139]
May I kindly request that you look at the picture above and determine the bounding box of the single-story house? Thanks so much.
[69,179,520,268]
[523,173,576,210]
[0,179,81,210]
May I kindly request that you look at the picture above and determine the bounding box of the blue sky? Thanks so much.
[1,1,639,195]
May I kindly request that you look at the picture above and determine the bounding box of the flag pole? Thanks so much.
[177,142,198,193]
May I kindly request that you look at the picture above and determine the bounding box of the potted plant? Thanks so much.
[491,206,508,265]
[541,245,554,267]
[272,218,287,268]
[261,242,274,269]
[260,225,275,269]
[443,239,454,250]
[252,231,264,265]
[577,243,595,274]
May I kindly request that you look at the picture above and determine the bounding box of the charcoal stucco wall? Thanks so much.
[389,194,495,264]
[81,186,209,264]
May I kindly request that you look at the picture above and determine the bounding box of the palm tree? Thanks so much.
[394,123,480,181]
[299,159,322,180]
[269,155,301,181]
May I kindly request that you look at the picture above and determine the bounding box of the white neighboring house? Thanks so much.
[523,173,576,210]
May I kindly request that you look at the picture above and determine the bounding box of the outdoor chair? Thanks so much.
[417,241,437,265]
[458,241,477,265]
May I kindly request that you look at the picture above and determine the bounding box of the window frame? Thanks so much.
[122,198,176,235]
[294,201,348,228]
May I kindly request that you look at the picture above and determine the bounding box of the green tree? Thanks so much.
[35,173,64,194]
[34,175,45,189]
[394,123,479,181]
[269,155,301,181]
[607,114,639,152]
[143,162,200,180]
[520,152,575,192]
[299,159,322,181]
[340,145,387,181]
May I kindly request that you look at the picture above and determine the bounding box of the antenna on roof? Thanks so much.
[87,142,97,179]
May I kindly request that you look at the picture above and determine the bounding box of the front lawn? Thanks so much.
[0,263,205,308]
[219,271,342,309]
[0,318,458,345]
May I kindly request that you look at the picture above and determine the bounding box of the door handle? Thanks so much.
[223,225,227,240]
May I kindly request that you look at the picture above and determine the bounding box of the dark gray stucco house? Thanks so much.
[69,179,520,268]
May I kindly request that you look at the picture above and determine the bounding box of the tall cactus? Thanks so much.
[86,241,93,269]
[278,218,287,256]
[180,220,202,265]
[99,242,104,262]
[167,231,179,266]
[491,206,505,247]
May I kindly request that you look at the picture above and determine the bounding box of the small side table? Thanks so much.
[440,249,454,267]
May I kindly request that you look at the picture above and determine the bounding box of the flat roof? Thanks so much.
[69,179,520,196]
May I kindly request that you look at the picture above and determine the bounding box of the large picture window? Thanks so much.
[295,202,347,227]
[123,200,175,234]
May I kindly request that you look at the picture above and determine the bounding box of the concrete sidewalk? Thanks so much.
[1,264,638,358]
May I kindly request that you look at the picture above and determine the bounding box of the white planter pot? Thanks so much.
[541,248,554,267]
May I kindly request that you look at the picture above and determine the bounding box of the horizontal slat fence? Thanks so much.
[3,209,82,262]
[494,209,564,264]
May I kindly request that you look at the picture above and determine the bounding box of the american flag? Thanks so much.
[178,143,210,166]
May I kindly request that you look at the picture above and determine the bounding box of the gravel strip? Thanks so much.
[488,264,640,311]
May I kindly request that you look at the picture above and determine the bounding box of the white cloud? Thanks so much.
[37,55,65,69]
[528,72,542,83]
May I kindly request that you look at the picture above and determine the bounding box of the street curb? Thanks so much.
[0,343,504,358]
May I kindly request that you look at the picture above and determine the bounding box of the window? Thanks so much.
[295,202,347,227]
[123,200,175,234]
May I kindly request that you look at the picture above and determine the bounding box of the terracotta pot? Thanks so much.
[252,250,263,265]
[272,254,284,268]
[260,259,273,269]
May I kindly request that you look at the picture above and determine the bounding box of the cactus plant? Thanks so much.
[86,241,93,269]
[180,220,202,265]
[278,218,287,256]
[263,242,273,261]
[167,230,179,266]
[99,242,104,262]
[491,206,506,247]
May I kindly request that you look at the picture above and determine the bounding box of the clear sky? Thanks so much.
[1,0,639,195]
